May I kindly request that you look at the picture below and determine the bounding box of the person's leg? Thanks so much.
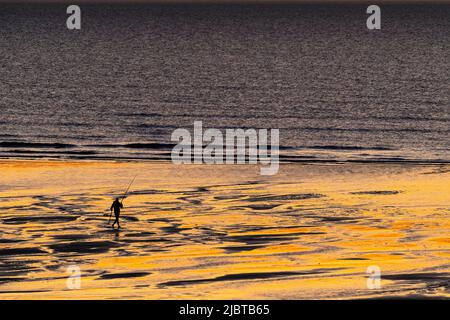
[115,214,120,229]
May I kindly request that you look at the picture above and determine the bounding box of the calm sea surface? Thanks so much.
[0,4,449,162]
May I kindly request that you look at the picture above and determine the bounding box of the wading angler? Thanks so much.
[171,121,279,175]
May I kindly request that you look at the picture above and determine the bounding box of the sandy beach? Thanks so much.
[0,160,449,299]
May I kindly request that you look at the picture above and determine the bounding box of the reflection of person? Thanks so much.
[110,198,123,229]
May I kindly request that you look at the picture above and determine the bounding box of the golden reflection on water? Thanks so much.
[0,160,449,299]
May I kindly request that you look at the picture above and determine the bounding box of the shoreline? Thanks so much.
[1,155,450,165]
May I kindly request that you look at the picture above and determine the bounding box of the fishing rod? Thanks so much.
[108,175,137,224]
[121,175,137,202]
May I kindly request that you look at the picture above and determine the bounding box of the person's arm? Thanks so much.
[110,203,114,212]
[120,202,123,209]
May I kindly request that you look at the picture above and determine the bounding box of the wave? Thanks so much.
[0,142,76,149]
[300,127,450,133]
[88,143,176,150]
[7,150,98,155]
[0,153,448,165]
[0,140,448,164]
[305,145,393,151]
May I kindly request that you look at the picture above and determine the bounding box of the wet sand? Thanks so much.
[0,160,449,299]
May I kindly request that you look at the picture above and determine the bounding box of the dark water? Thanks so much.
[0,4,449,163]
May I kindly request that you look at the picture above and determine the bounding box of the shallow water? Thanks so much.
[0,160,449,299]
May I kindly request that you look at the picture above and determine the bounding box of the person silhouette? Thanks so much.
[110,198,123,229]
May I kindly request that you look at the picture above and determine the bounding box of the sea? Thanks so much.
[0,4,449,163]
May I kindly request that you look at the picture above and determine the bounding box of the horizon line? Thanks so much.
[1,0,450,4]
